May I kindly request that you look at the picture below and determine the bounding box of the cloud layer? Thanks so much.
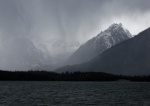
[0,0,150,70]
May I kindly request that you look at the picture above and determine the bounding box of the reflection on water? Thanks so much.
[0,81,149,106]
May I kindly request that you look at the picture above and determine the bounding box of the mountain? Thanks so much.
[0,36,51,71]
[68,23,132,65]
[55,27,150,75]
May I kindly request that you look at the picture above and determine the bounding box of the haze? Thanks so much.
[0,0,150,70]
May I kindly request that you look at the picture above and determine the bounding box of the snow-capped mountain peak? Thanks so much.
[68,23,132,65]
[96,23,131,38]
[95,23,132,47]
[102,23,132,38]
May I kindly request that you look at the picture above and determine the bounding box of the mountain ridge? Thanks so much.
[55,27,150,75]
[67,23,132,65]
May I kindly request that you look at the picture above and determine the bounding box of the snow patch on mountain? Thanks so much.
[68,23,132,65]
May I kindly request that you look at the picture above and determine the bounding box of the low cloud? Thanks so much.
[0,0,150,70]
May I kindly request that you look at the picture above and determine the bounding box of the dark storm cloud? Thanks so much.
[0,0,150,70]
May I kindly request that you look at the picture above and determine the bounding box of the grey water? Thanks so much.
[0,82,150,106]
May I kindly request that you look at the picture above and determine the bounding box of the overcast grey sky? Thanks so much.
[0,0,150,70]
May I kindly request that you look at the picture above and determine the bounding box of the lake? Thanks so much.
[0,81,149,106]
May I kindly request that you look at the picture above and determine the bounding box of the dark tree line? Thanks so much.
[0,70,150,81]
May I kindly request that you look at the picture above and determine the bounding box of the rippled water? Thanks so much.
[0,81,150,106]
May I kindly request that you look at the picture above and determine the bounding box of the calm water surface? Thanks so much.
[0,81,149,106]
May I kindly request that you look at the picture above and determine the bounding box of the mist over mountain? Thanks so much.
[68,23,132,65]
[0,0,150,71]
[0,37,51,70]
[39,23,132,70]
[55,27,150,75]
